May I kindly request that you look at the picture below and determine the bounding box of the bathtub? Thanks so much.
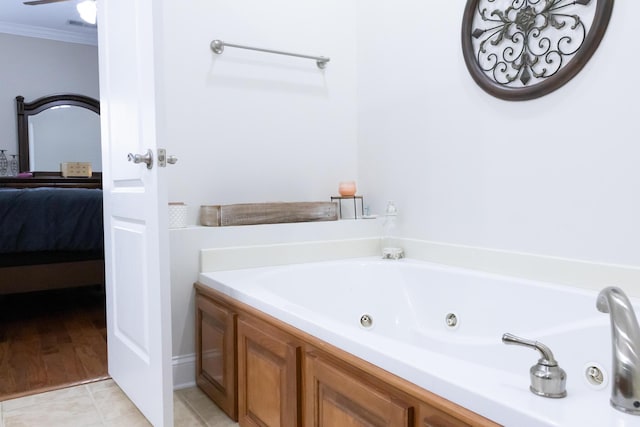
[198,257,640,426]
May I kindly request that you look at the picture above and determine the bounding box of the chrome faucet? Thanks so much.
[597,286,640,415]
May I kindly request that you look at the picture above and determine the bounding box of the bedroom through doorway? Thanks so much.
[0,5,105,402]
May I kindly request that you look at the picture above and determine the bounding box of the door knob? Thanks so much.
[127,149,153,169]
[167,155,178,165]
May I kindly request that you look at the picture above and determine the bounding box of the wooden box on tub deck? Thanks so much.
[200,205,221,226]
[209,202,338,226]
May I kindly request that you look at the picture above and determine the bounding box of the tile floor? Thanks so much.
[0,380,239,427]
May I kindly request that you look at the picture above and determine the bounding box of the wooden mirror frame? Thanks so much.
[16,93,100,173]
[461,0,614,101]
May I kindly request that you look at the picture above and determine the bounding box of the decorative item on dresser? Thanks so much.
[0,150,8,176]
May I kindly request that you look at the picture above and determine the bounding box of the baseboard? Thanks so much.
[172,354,196,390]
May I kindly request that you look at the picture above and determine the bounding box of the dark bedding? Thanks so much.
[0,187,104,253]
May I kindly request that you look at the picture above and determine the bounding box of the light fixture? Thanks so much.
[76,0,96,25]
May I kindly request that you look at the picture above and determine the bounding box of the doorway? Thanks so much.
[0,30,106,401]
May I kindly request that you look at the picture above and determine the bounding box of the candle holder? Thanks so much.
[331,195,364,219]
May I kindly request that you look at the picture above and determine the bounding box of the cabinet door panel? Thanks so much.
[305,353,412,427]
[195,294,236,420]
[238,316,300,427]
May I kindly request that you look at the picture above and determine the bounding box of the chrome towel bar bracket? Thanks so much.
[210,39,330,69]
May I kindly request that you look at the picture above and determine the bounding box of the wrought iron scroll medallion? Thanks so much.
[461,0,614,101]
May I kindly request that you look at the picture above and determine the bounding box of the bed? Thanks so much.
[0,187,104,294]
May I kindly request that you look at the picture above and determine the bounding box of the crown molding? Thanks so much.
[0,20,97,46]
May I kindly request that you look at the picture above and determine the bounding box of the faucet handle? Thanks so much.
[502,333,558,365]
[502,333,567,398]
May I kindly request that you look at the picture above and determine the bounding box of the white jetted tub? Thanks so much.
[198,257,640,426]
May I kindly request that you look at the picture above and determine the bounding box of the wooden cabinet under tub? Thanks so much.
[195,293,237,419]
[195,283,501,427]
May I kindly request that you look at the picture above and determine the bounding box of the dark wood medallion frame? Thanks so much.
[461,0,615,101]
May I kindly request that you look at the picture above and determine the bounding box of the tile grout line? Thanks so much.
[175,392,209,427]
[85,384,108,426]
[2,384,232,426]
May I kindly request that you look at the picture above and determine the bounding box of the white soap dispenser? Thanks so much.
[381,201,404,260]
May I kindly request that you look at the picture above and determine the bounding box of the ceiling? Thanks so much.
[0,0,97,46]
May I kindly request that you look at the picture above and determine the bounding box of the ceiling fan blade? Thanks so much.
[23,0,72,5]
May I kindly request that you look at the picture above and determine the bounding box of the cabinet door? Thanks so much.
[195,293,237,420]
[305,353,413,427]
[238,316,301,427]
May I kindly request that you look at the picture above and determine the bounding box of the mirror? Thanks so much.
[16,94,100,173]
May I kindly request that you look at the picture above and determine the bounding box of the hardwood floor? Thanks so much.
[0,285,108,400]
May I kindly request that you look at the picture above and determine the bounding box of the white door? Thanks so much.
[97,0,173,425]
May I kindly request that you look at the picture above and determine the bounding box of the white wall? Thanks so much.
[357,1,640,269]
[0,33,99,156]
[160,0,359,225]
[158,0,361,364]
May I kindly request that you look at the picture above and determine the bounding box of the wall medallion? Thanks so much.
[461,0,614,101]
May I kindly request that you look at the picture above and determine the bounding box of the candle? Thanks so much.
[338,181,357,197]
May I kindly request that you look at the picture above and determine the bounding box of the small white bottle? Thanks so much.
[381,201,404,260]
